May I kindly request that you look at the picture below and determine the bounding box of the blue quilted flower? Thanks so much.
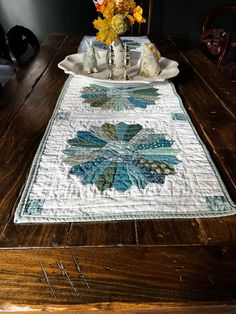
[81,84,160,111]
[64,122,181,192]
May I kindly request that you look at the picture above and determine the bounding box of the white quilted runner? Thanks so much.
[14,37,236,223]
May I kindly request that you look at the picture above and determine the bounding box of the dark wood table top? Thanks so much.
[0,33,236,313]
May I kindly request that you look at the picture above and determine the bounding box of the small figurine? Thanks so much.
[83,40,98,74]
[139,43,161,77]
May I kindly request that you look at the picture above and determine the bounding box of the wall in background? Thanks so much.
[156,0,236,42]
[0,0,235,43]
[0,0,97,42]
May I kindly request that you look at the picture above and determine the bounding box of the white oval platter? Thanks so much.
[58,50,179,87]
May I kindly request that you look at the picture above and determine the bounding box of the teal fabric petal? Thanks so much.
[67,138,106,148]
[63,150,103,166]
[84,160,113,186]
[64,146,100,157]
[139,148,180,156]
[70,157,110,185]
[127,96,150,108]
[137,138,174,150]
[140,154,182,166]
[112,162,132,192]
[67,130,107,148]
[132,159,165,184]
[132,87,159,98]
[126,163,149,189]
[123,124,143,142]
[89,125,113,142]
[81,85,105,98]
[115,122,129,141]
[101,123,118,141]
[95,162,117,191]
[77,131,107,145]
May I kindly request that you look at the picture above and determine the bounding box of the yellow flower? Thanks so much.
[133,5,146,23]
[117,0,136,14]
[93,17,117,45]
[126,14,135,25]
[93,0,106,12]
[111,14,129,35]
[100,0,117,19]
[92,0,146,45]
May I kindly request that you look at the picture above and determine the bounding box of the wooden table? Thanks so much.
[0,33,235,313]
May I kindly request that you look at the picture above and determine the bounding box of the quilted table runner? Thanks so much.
[14,37,236,223]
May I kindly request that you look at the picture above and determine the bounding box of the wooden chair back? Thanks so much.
[7,25,40,67]
[129,0,154,35]
[199,5,236,66]
[199,5,236,81]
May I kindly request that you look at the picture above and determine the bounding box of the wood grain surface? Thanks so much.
[0,33,235,312]
[0,246,235,313]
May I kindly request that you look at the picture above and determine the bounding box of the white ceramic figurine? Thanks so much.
[139,43,161,77]
[83,40,98,74]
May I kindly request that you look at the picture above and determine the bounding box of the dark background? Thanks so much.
[0,0,235,43]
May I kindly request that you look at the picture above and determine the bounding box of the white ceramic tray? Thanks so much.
[58,50,179,87]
